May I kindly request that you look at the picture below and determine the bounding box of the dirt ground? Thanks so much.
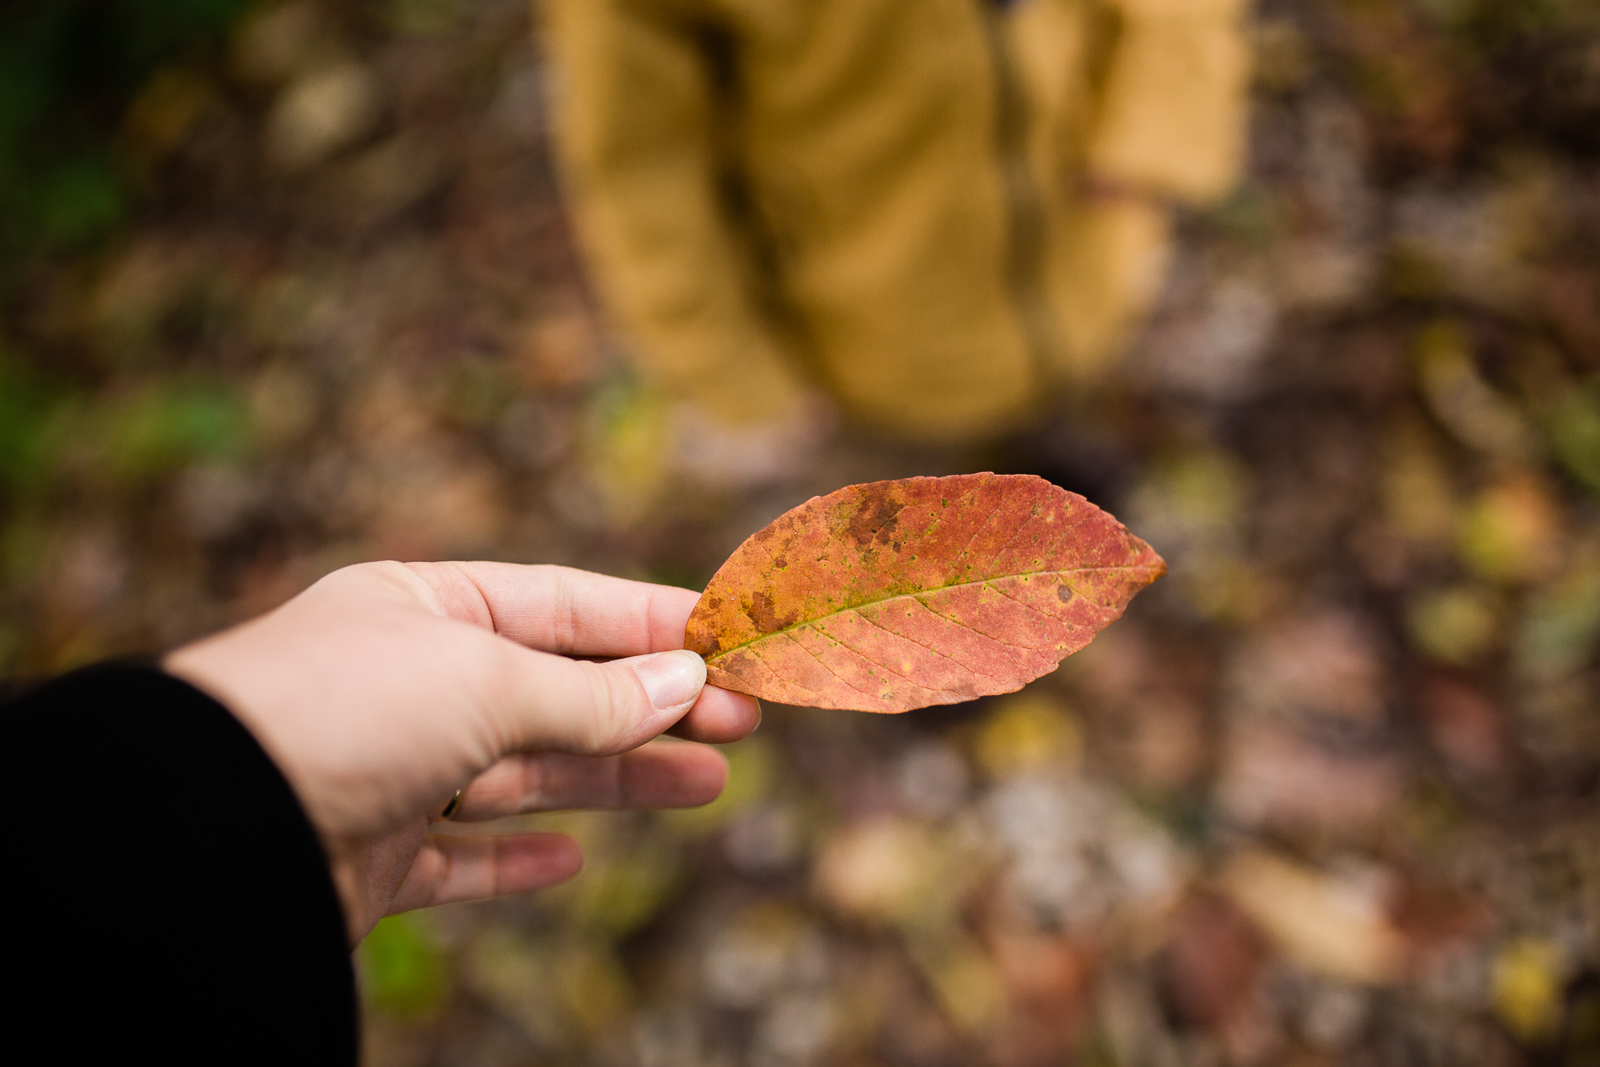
[1,1,1597,1065]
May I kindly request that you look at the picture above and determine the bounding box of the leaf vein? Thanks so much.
[991,508,1041,570]
[782,630,883,702]
[911,586,1059,652]
[954,495,1007,568]
[706,564,1161,664]
[741,642,819,697]
[852,609,1004,683]
[982,580,1077,632]
[809,622,962,695]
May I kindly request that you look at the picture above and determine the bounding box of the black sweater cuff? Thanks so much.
[3,662,357,1063]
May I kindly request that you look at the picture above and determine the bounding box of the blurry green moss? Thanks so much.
[385,0,459,36]
[1515,552,1600,680]
[1407,585,1499,665]
[1380,418,1459,547]
[0,350,73,491]
[464,929,571,1048]
[1202,182,1282,246]
[1548,383,1600,497]
[0,358,249,495]
[663,734,776,836]
[360,913,449,1018]
[1126,449,1256,621]
[0,512,51,592]
[1414,320,1540,461]
[565,832,685,939]
[584,376,673,526]
[905,933,1008,1035]
[553,940,633,1038]
[37,157,125,250]
[1158,451,1245,534]
[0,0,252,270]
[441,359,515,428]
[93,379,250,481]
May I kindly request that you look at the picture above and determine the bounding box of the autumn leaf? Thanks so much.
[685,473,1166,712]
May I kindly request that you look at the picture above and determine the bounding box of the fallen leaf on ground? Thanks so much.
[1219,849,1404,985]
[1161,893,1268,1029]
[685,474,1165,712]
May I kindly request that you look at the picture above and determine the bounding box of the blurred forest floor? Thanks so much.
[2,1,1599,1065]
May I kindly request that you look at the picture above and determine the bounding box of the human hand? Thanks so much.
[164,561,760,943]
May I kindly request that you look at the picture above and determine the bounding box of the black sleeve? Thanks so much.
[3,662,358,1064]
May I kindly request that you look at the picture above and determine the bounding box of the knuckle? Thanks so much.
[470,759,522,819]
[517,754,550,809]
[466,638,527,755]
[575,659,639,754]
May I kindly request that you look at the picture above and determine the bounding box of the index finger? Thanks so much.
[404,562,703,658]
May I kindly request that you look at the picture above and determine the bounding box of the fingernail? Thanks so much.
[634,650,706,711]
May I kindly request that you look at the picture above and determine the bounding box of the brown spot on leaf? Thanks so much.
[845,489,904,548]
[744,590,799,634]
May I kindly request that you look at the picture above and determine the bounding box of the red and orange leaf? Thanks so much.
[685,473,1166,712]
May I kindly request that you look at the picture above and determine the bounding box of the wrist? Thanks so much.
[324,836,377,946]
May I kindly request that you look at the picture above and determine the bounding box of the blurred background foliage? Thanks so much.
[0,1,253,265]
[1,1,1599,1065]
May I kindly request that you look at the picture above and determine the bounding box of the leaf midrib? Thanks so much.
[704,562,1163,664]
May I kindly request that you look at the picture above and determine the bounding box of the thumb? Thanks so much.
[492,645,709,757]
